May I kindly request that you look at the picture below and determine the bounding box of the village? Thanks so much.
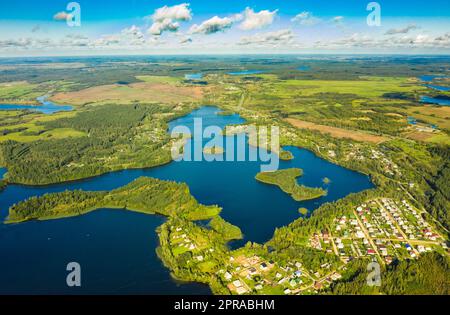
[310,198,448,265]
[163,196,448,295]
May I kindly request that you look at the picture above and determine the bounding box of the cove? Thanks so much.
[0,96,73,114]
[0,106,373,294]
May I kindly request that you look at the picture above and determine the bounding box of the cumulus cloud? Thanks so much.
[239,7,277,31]
[152,3,192,22]
[148,3,192,35]
[291,11,321,26]
[148,19,180,35]
[239,29,294,46]
[189,16,235,35]
[53,12,71,21]
[94,25,148,46]
[385,24,418,35]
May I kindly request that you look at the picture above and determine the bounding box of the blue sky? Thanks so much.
[1,0,449,56]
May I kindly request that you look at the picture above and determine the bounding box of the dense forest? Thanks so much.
[6,177,221,223]
[328,252,449,295]
[0,104,178,185]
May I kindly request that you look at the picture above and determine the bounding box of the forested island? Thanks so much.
[255,168,326,201]
[6,177,221,223]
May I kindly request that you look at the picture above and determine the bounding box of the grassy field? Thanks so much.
[285,118,388,144]
[0,111,85,142]
[50,76,204,105]
[0,81,42,103]
[402,105,450,131]
[275,76,426,98]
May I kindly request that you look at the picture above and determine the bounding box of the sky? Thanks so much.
[0,0,449,56]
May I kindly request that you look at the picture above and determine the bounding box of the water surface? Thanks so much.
[0,106,373,294]
[0,96,73,114]
[228,70,265,76]
[420,96,450,106]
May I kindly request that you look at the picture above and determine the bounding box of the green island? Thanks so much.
[6,177,221,223]
[279,149,294,161]
[298,207,309,215]
[255,168,327,201]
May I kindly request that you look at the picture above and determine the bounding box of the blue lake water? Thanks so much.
[297,66,310,71]
[420,96,450,106]
[0,106,373,294]
[419,75,448,82]
[0,168,6,179]
[425,84,450,92]
[185,73,203,80]
[228,70,265,76]
[0,96,73,114]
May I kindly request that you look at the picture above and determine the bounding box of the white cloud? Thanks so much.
[151,3,192,22]
[190,16,235,35]
[148,19,180,35]
[239,7,277,31]
[331,16,344,24]
[291,11,321,26]
[239,29,294,46]
[148,3,192,36]
[53,12,71,21]
[315,32,450,50]
[385,24,418,35]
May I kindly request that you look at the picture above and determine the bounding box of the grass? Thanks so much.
[279,76,425,98]
[136,75,182,84]
[0,81,41,103]
[0,111,85,143]
[285,118,388,144]
[50,81,204,105]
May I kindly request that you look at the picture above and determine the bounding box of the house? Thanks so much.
[236,287,248,295]
[233,280,242,288]
[224,272,232,280]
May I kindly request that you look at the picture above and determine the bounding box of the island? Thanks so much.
[279,150,294,161]
[6,177,221,223]
[255,168,327,201]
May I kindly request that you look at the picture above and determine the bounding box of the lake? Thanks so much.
[0,168,6,179]
[185,73,203,80]
[419,75,448,82]
[425,84,450,92]
[420,96,450,106]
[0,96,73,114]
[228,70,265,76]
[0,106,373,294]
